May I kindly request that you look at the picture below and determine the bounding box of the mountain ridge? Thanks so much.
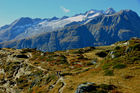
[0,9,140,52]
[0,8,115,41]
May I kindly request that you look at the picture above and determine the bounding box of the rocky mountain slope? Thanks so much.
[0,8,111,42]
[0,9,140,52]
[0,38,140,93]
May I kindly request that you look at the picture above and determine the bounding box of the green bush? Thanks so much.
[102,63,112,70]
[129,43,140,51]
[87,62,94,66]
[99,84,115,90]
[113,63,126,69]
[114,46,121,50]
[96,90,108,93]
[46,58,55,61]
[104,70,114,76]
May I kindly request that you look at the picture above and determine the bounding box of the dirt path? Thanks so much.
[24,53,48,72]
[58,77,66,93]
[24,59,48,72]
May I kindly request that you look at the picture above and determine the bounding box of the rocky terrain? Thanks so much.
[0,38,140,93]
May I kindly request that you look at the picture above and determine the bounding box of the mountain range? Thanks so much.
[0,8,140,51]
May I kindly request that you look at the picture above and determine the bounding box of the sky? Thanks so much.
[0,0,140,26]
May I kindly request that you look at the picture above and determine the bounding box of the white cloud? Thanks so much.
[60,6,70,13]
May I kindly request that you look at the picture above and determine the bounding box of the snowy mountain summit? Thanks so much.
[105,8,116,15]
[0,8,140,52]
[0,8,116,42]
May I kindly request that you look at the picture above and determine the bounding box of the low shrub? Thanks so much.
[102,63,112,70]
[46,58,55,62]
[104,70,114,76]
[96,90,108,93]
[113,63,126,69]
[114,46,121,50]
[99,84,115,90]
[129,43,140,51]
[87,62,94,66]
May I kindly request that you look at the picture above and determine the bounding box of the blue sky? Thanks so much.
[0,0,140,26]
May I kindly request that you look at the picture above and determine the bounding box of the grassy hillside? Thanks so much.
[0,38,140,93]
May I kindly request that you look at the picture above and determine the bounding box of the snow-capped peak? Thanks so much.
[65,15,85,22]
[37,9,104,30]
[105,8,116,15]
[87,10,96,14]
[0,8,117,41]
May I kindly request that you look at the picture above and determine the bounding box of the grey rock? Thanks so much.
[75,82,96,93]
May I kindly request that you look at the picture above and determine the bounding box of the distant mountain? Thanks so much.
[0,17,43,42]
[0,9,107,42]
[0,8,140,52]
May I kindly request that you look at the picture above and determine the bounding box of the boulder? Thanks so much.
[75,82,96,93]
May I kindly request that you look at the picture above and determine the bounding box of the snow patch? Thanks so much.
[88,13,101,19]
